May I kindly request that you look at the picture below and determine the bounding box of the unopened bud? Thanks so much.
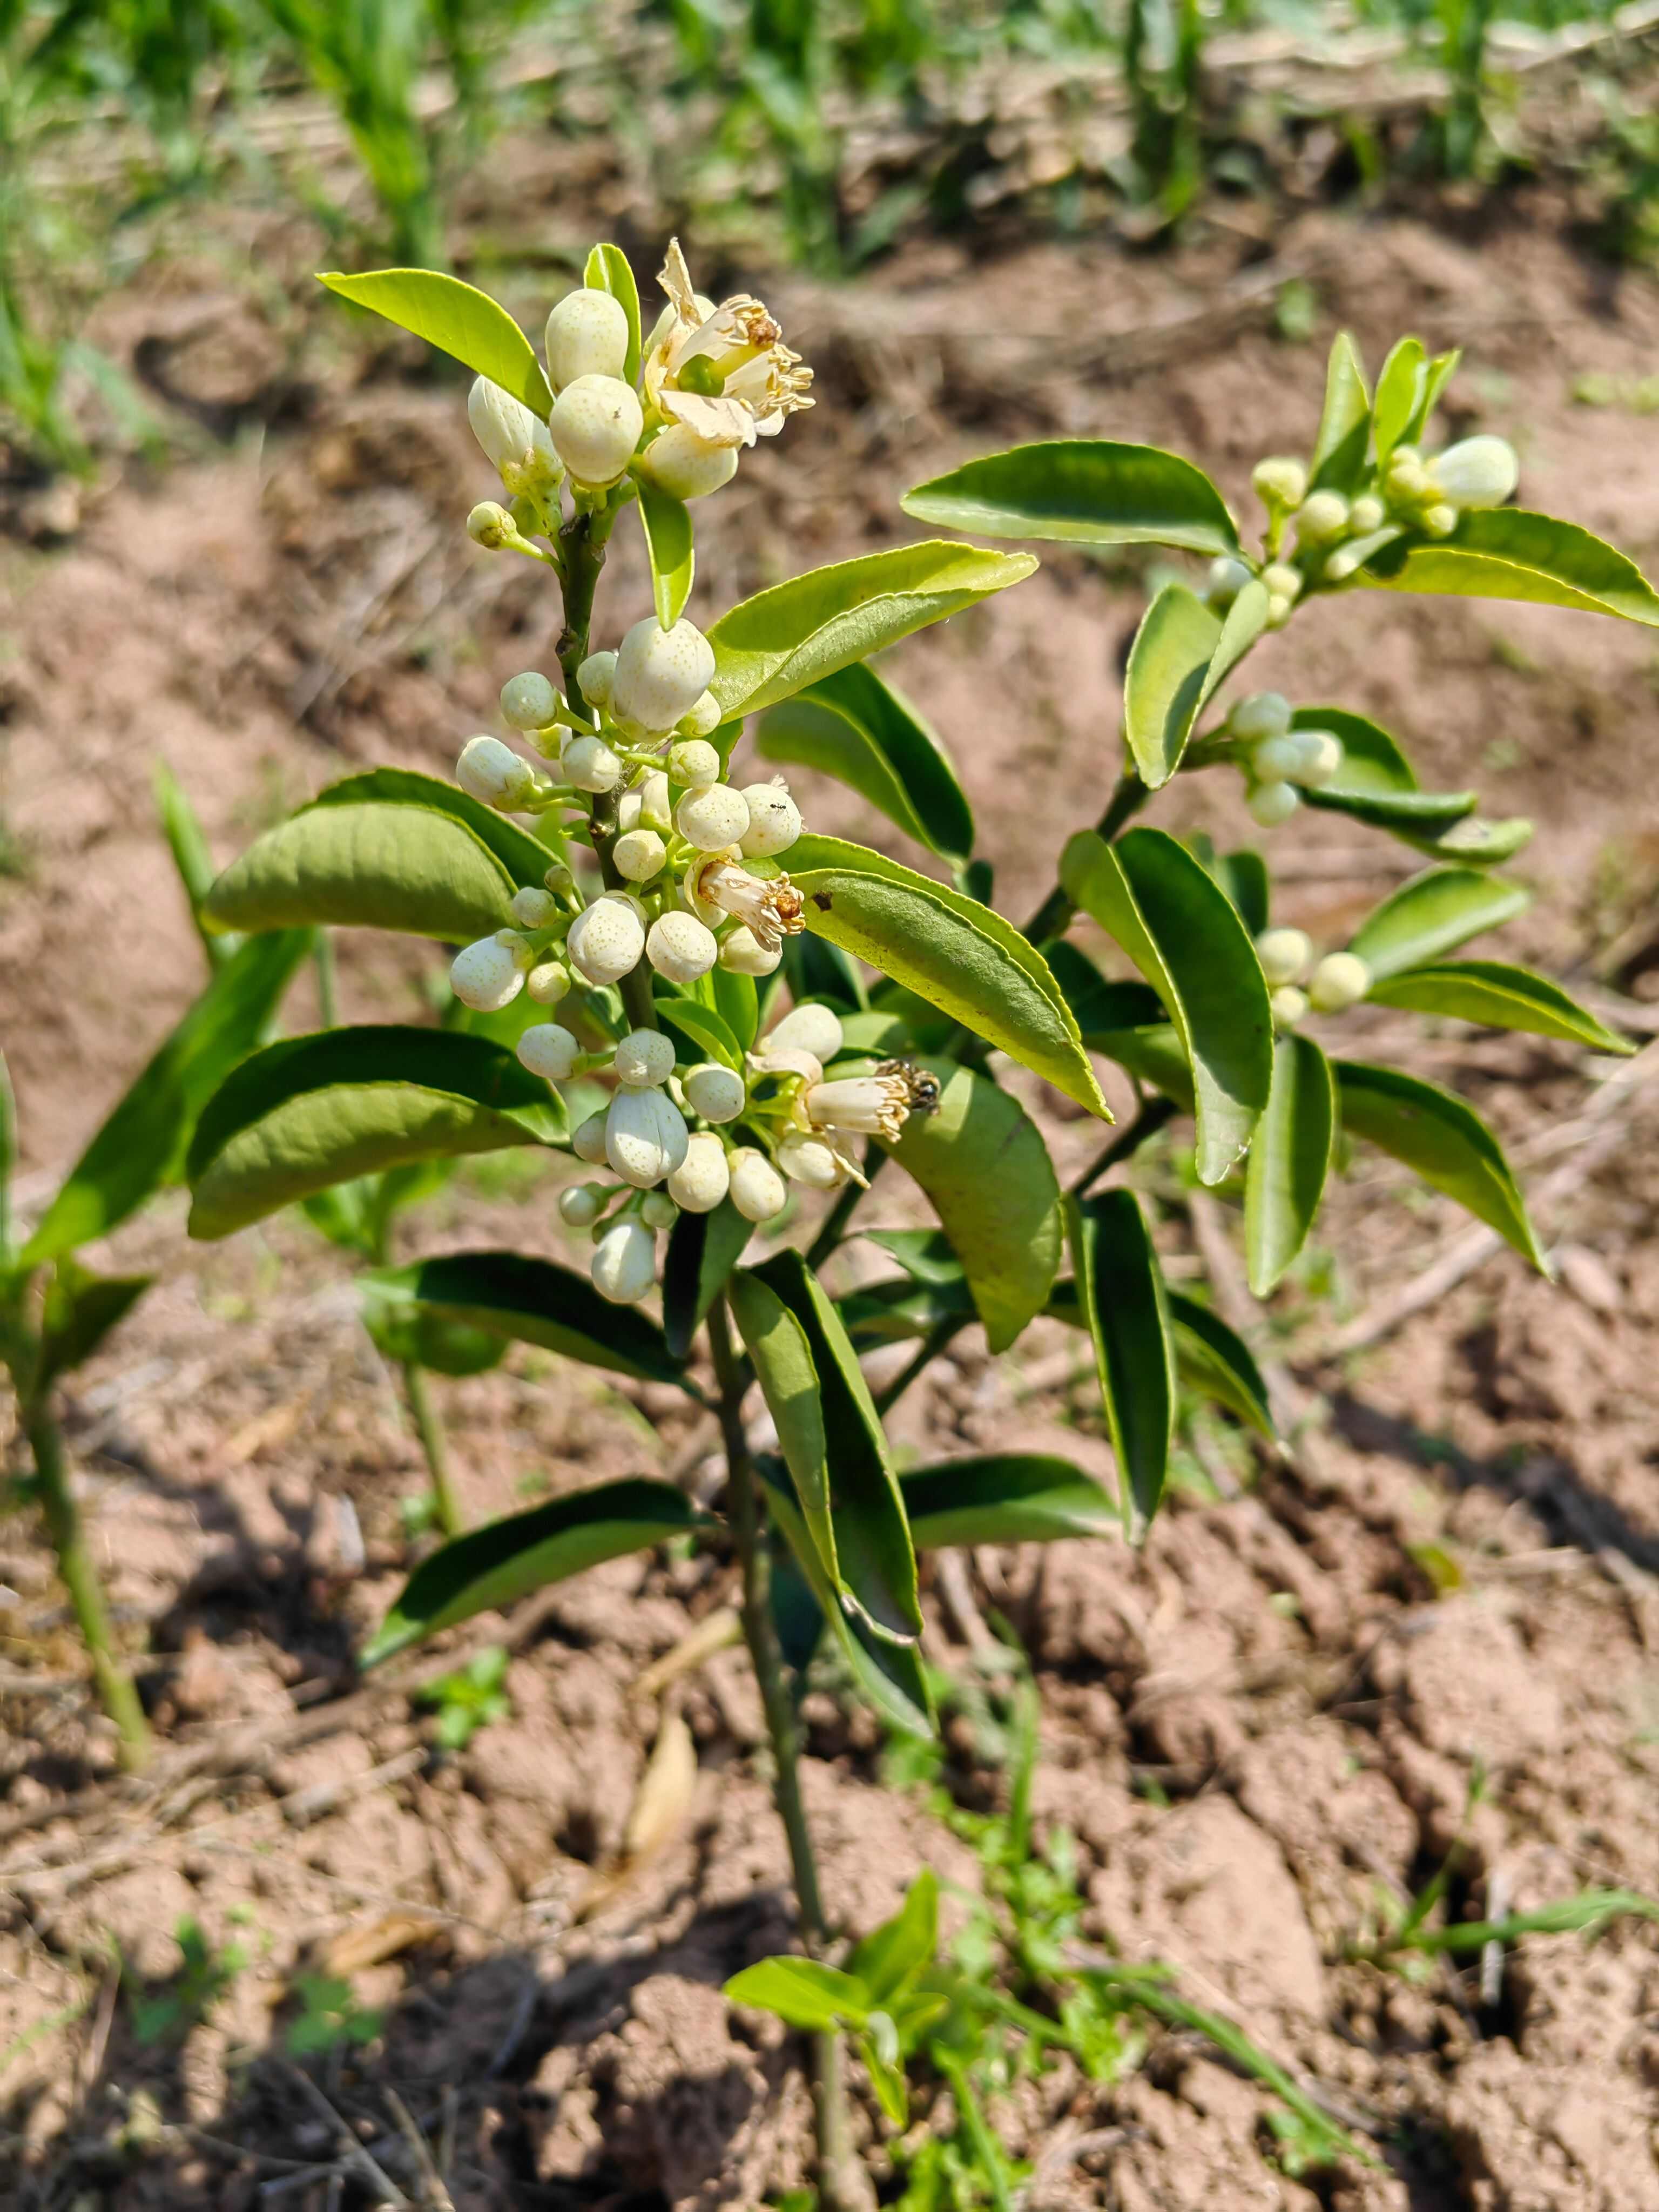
[1251,735,1304,781]
[544,287,631,390]
[683,1062,746,1123]
[561,734,624,793]
[1270,986,1308,1027]
[766,1003,844,1062]
[592,1218,657,1305]
[739,781,802,860]
[509,886,558,928]
[467,377,562,500]
[1289,730,1344,787]
[639,1189,678,1231]
[638,770,672,832]
[1295,491,1351,543]
[1206,555,1255,605]
[635,422,741,502]
[613,828,667,882]
[1265,595,1295,630]
[1307,952,1371,1013]
[517,1024,580,1081]
[605,1085,689,1188]
[667,1130,732,1213]
[1386,455,1429,502]
[576,650,617,709]
[1229,692,1292,743]
[572,1110,609,1165]
[1430,435,1518,510]
[1248,780,1301,828]
[719,924,782,977]
[646,909,718,984]
[543,862,575,896]
[667,739,720,788]
[777,1130,846,1189]
[676,783,750,852]
[613,617,716,734]
[1261,562,1303,601]
[526,959,570,1006]
[1422,503,1459,538]
[548,374,644,488]
[500,672,560,732]
[567,894,646,986]
[457,733,534,810]
[615,1028,677,1089]
[451,934,527,1011]
[677,690,724,739]
[1257,927,1313,987]
[559,1183,608,1229]
[728,1145,787,1223]
[1349,495,1385,535]
[467,500,515,550]
[1253,456,1308,510]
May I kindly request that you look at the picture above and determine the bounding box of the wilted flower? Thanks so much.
[642,239,813,456]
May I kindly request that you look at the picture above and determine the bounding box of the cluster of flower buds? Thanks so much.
[1222,692,1346,827]
[1256,925,1372,1028]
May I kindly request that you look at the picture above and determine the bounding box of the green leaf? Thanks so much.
[783,835,1109,1120]
[656,997,744,1069]
[663,1199,753,1360]
[1245,1034,1335,1296]
[724,1958,872,2032]
[706,542,1037,719]
[360,1249,689,1388]
[305,768,556,885]
[1166,1293,1276,1439]
[1347,867,1530,980]
[35,1262,152,1396]
[849,1870,939,2004]
[1366,961,1634,1054]
[1334,1061,1545,1269]
[737,1250,922,1644]
[1372,337,1427,464]
[318,268,552,413]
[1403,348,1461,445]
[1309,331,1371,494]
[1361,510,1659,626]
[691,963,759,1053]
[1124,585,1221,791]
[729,1268,839,1592]
[154,762,237,967]
[583,242,642,385]
[1190,841,1270,938]
[1061,827,1272,1182]
[901,441,1239,558]
[362,1478,709,1665]
[636,478,694,628]
[901,1454,1118,1548]
[360,1292,507,1378]
[1290,707,1476,835]
[839,1274,976,1348]
[1043,943,1166,1040]
[1066,1189,1176,1542]
[861,1228,963,1285]
[186,1028,562,1239]
[1405,815,1534,868]
[754,661,974,863]
[25,929,311,1265]
[880,1059,1061,1354]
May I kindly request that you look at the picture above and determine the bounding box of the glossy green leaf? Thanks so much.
[707,542,1036,719]
[849,1870,939,2005]
[1190,843,1270,938]
[362,1478,709,1665]
[636,478,694,628]
[1334,1060,1545,1268]
[725,1957,872,2031]
[25,928,311,1265]
[1348,867,1530,980]
[35,1262,152,1396]
[583,242,643,385]
[862,1228,963,1285]
[783,835,1109,1120]
[662,1199,752,1360]
[729,1265,840,1601]
[154,762,237,967]
[187,1028,562,1239]
[305,768,556,886]
[901,1454,1118,1549]
[656,997,744,1069]
[1124,584,1221,790]
[1042,942,1166,1040]
[839,1273,976,1348]
[1366,961,1634,1054]
[360,1249,688,1387]
[754,661,974,862]
[319,268,552,413]
[901,440,1239,558]
[880,1059,1061,1354]
[1291,706,1476,834]
[1403,348,1461,444]
[1067,1189,1176,1542]
[1372,336,1427,463]
[1061,828,1272,1182]
[1361,510,1659,626]
[691,962,759,1053]
[1245,1034,1335,1296]
[1166,1293,1276,1439]
[1404,814,1534,868]
[1310,331,1371,494]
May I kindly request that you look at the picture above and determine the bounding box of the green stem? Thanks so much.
[708,1297,872,2212]
[1022,770,1151,946]
[26,1401,150,1770]
[401,1359,462,1538]
[1070,1095,1178,1198]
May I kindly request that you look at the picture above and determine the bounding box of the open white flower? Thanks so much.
[642,240,813,456]
[688,855,805,955]
[802,1062,938,1144]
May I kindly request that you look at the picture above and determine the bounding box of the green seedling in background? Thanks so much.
[414,1641,512,1748]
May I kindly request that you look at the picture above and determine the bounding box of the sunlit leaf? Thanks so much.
[1067,1189,1176,1542]
[1347,867,1529,980]
[754,661,974,862]
[902,440,1240,558]
[1334,1060,1545,1269]
[1365,961,1634,1054]
[636,478,694,627]
[1244,1034,1335,1296]
[319,268,552,413]
[901,1454,1117,1548]
[1361,510,1659,626]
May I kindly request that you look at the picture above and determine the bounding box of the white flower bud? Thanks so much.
[646,909,718,984]
[683,1062,745,1123]
[612,616,717,733]
[544,288,631,390]
[467,500,515,549]
[500,671,559,731]
[1348,495,1385,535]
[548,374,644,488]
[613,828,666,882]
[719,925,782,977]
[676,783,750,852]
[766,1003,844,1063]
[572,1110,609,1165]
[1261,562,1303,601]
[567,894,646,986]
[451,935,527,1010]
[467,377,562,498]
[605,1085,689,1188]
[592,1218,657,1305]
[1206,555,1255,605]
[739,781,802,859]
[1324,549,1363,583]
[517,1023,580,1081]
[576,650,617,709]
[1387,455,1430,502]
[544,862,574,895]
[1252,456,1308,509]
[1229,692,1292,743]
[509,886,557,928]
[1289,730,1344,787]
[562,734,623,793]
[1307,952,1371,1013]
[636,422,741,502]
[777,1130,847,1189]
[1248,780,1301,828]
[638,770,672,831]
[667,1130,732,1213]
[1430,435,1518,510]
[1422,503,1459,539]
[1256,927,1314,987]
[1270,986,1308,1028]
[526,959,571,1006]
[559,1183,607,1228]
[677,690,723,739]
[615,1028,677,1089]
[640,1189,678,1231]
[728,1145,787,1223]
[457,734,535,810]
[1251,735,1304,782]
[1295,491,1350,543]
[1265,595,1294,630]
[668,738,720,788]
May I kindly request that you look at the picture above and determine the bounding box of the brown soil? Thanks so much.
[3,184,1659,2211]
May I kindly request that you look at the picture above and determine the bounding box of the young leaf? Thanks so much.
[583,242,642,385]
[360,1250,690,1388]
[880,1060,1062,1354]
[1361,510,1659,627]
[1347,867,1530,980]
[1166,1293,1276,1439]
[901,441,1240,558]
[691,962,759,1053]
[1245,1034,1336,1296]
[1190,842,1270,939]
[1372,336,1427,463]
[305,768,555,885]
[1066,1190,1176,1542]
[1061,827,1272,1182]
[707,543,1034,719]
[1290,706,1476,834]
[1403,814,1534,868]
[724,1958,872,2032]
[849,1869,939,2004]
[1334,1061,1545,1269]
[359,1293,506,1379]
[318,269,553,413]
[186,1028,563,1239]
[1309,331,1371,494]
[636,478,694,628]
[900,1454,1118,1548]
[656,997,744,1069]
[782,835,1110,1120]
[1366,961,1634,1054]
[1402,348,1461,444]
[1124,584,1221,790]
[154,763,237,967]
[25,928,311,1265]
[34,1262,153,1397]
[754,661,974,863]
[662,1199,753,1360]
[362,1479,709,1665]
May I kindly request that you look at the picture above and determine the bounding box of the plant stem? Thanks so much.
[26,1402,150,1770]
[1070,1095,1178,1198]
[1022,770,1151,945]
[401,1359,462,1537]
[708,1297,872,2212]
